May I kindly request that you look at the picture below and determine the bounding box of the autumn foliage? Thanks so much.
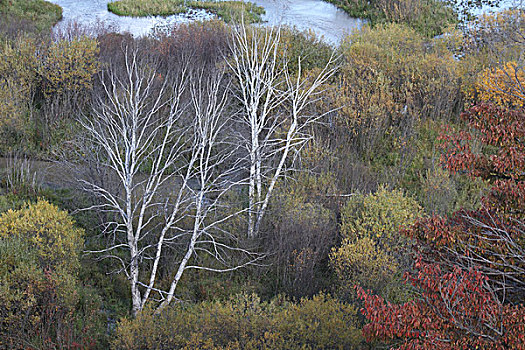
[441,103,525,215]
[358,102,525,349]
[357,260,525,349]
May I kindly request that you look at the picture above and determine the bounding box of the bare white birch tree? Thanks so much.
[77,47,258,316]
[227,23,339,238]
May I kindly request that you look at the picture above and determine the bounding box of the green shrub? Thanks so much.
[0,200,104,349]
[113,293,363,349]
[278,26,334,74]
[331,187,422,302]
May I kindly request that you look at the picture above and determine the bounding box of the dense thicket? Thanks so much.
[0,3,523,349]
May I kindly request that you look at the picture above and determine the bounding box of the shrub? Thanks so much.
[473,61,525,108]
[39,36,100,97]
[318,23,462,196]
[0,200,103,349]
[0,34,99,155]
[330,24,461,156]
[278,26,334,74]
[112,293,363,349]
[262,172,340,298]
[35,35,100,152]
[358,102,525,349]
[273,293,363,349]
[0,35,39,154]
[331,186,422,302]
[0,200,83,270]
[339,186,423,243]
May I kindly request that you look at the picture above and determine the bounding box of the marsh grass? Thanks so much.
[326,0,456,37]
[0,0,62,31]
[108,0,265,23]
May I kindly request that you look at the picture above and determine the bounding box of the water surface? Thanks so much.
[48,0,363,44]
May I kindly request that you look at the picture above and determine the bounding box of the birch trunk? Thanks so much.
[228,22,339,238]
[78,52,259,315]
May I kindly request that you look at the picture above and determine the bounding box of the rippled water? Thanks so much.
[250,0,362,43]
[48,0,363,44]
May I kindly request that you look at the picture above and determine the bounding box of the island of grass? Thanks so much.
[0,0,62,31]
[325,0,457,37]
[107,0,265,23]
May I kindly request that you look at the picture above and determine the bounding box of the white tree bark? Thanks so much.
[227,22,339,238]
[78,47,259,316]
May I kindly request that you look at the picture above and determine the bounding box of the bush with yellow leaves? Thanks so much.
[113,292,363,350]
[330,186,423,302]
[474,61,525,108]
[461,9,525,108]
[0,200,103,349]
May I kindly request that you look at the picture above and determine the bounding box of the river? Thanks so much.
[48,0,364,44]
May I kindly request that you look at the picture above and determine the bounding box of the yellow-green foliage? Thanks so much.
[190,1,264,23]
[0,199,83,272]
[0,200,93,348]
[331,236,398,292]
[40,37,100,97]
[331,187,422,301]
[108,0,265,23]
[113,293,362,349]
[326,0,455,37]
[278,172,340,211]
[373,0,455,36]
[340,186,422,242]
[0,36,38,136]
[332,23,461,154]
[108,0,187,16]
[274,293,363,349]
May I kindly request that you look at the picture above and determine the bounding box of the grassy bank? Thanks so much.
[0,0,62,31]
[326,0,456,36]
[108,0,265,23]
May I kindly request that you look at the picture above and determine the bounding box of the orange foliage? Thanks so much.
[476,62,525,108]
